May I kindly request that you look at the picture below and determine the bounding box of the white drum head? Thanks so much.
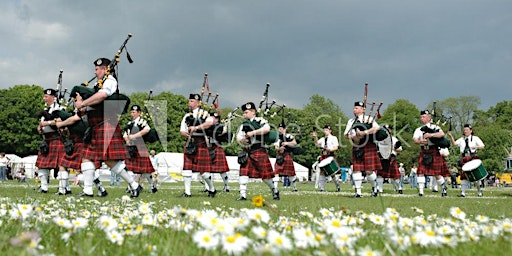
[318,156,333,167]
[462,159,482,171]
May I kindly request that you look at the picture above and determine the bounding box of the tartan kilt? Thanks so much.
[183,137,212,174]
[240,148,274,180]
[36,135,64,169]
[211,145,229,173]
[83,113,129,161]
[417,147,449,176]
[274,152,296,176]
[126,156,155,174]
[459,155,479,180]
[352,142,382,172]
[379,155,400,179]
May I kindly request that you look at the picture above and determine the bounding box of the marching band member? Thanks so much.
[123,105,158,193]
[179,93,216,198]
[236,102,279,201]
[205,111,231,193]
[75,58,142,198]
[35,88,65,193]
[344,101,382,198]
[273,120,299,192]
[448,124,485,197]
[412,110,449,197]
[376,124,403,194]
[312,124,341,192]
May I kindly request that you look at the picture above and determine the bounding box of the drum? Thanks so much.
[318,156,340,176]
[462,159,488,182]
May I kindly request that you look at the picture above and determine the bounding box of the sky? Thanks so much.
[1,0,511,116]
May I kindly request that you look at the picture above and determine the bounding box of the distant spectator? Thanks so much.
[0,152,9,181]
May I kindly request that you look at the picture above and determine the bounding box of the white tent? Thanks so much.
[154,152,309,182]
[8,155,38,179]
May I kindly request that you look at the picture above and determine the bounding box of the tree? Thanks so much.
[438,96,481,132]
[0,85,45,156]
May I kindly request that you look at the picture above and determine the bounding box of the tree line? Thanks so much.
[1,85,512,175]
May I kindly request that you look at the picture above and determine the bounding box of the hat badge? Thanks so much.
[246,103,251,109]
[46,89,52,95]
[96,59,102,66]
[194,95,199,100]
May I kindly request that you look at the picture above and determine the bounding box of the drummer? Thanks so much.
[447,124,485,197]
[312,124,341,192]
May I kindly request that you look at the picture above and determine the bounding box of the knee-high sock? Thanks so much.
[476,180,482,194]
[38,169,49,191]
[111,161,138,190]
[436,177,445,187]
[57,171,66,193]
[202,172,215,192]
[461,180,468,195]
[352,172,363,195]
[318,174,326,191]
[263,178,277,193]
[290,175,297,190]
[239,176,249,198]
[221,172,229,188]
[376,177,384,192]
[93,170,106,192]
[394,178,402,190]
[417,176,426,194]
[144,173,155,189]
[315,170,320,189]
[81,162,96,195]
[367,172,377,191]
[272,176,280,189]
[182,170,193,195]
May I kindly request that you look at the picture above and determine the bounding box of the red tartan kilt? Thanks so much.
[352,143,382,172]
[83,119,129,161]
[183,138,212,174]
[459,155,479,180]
[274,152,296,176]
[379,155,400,179]
[126,156,155,174]
[417,148,450,176]
[36,136,64,169]
[60,140,84,170]
[211,146,229,173]
[240,148,274,180]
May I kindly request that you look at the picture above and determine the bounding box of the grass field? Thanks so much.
[1,179,511,255]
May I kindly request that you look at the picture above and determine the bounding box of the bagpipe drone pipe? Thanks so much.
[420,101,451,148]
[350,83,389,144]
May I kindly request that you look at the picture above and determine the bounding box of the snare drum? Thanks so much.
[462,159,488,182]
[318,157,340,176]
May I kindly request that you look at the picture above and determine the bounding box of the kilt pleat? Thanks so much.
[379,155,400,179]
[352,143,382,172]
[417,148,449,176]
[240,148,274,180]
[274,152,296,176]
[36,136,64,169]
[83,119,129,161]
[126,156,155,174]
[211,145,229,173]
[183,137,212,174]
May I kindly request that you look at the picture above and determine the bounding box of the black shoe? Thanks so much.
[65,189,72,195]
[352,194,362,198]
[371,191,378,197]
[77,192,93,197]
[97,190,108,197]
[419,193,423,197]
[208,190,217,198]
[273,191,280,200]
[478,192,483,197]
[336,185,341,192]
[152,187,158,193]
[130,185,143,198]
[398,189,403,194]
[223,186,230,192]
[458,194,466,197]
[292,189,298,192]
[55,191,66,195]
[432,190,439,193]
[181,193,192,198]
[236,196,247,201]
[125,187,131,193]
[201,189,208,193]
[37,188,48,194]
[441,186,447,197]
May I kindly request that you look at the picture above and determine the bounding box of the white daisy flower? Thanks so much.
[221,233,251,256]
[106,230,124,245]
[449,207,466,220]
[97,215,118,232]
[267,229,293,251]
[193,229,220,250]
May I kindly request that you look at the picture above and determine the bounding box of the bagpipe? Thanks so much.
[420,101,451,148]
[350,82,388,143]
[69,33,134,114]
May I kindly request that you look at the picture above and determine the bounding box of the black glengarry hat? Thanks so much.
[44,88,57,96]
[94,58,111,67]
[241,102,256,111]
[130,105,141,112]
[189,93,201,101]
[354,101,365,107]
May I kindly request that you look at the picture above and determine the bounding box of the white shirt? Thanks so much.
[0,156,9,167]
[180,108,214,133]
[97,75,117,96]
[454,135,484,154]
[413,123,443,146]
[344,114,379,137]
[316,134,339,151]
[236,117,270,142]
